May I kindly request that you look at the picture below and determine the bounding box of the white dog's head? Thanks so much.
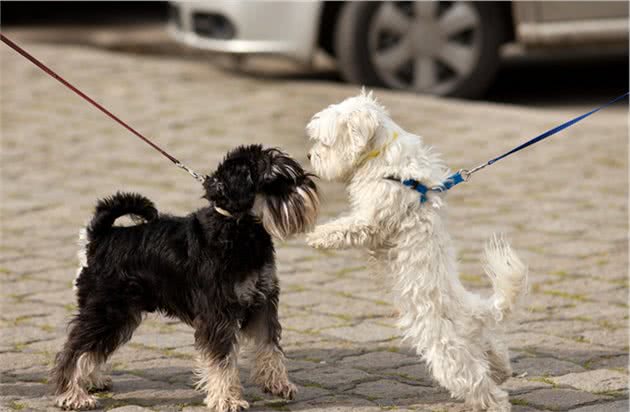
[306,90,388,181]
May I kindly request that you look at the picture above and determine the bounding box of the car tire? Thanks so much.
[334,1,505,98]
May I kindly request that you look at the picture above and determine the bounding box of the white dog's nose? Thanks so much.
[307,153,311,160]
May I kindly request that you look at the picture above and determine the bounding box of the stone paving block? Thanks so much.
[505,332,612,363]
[586,354,628,371]
[0,326,55,350]
[551,369,628,393]
[511,356,585,377]
[571,399,629,412]
[560,301,627,322]
[109,373,201,407]
[4,362,50,384]
[22,336,67,355]
[350,379,446,405]
[512,388,605,410]
[4,396,59,412]
[0,352,47,373]
[282,313,350,332]
[285,358,323,373]
[288,395,378,411]
[291,366,375,390]
[121,356,195,383]
[24,289,75,307]
[405,402,470,412]
[109,406,155,412]
[323,321,399,343]
[340,350,419,370]
[383,363,434,385]
[580,328,628,349]
[128,330,194,349]
[502,377,551,395]
[0,381,48,398]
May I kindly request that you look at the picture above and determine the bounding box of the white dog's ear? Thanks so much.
[344,108,379,152]
[307,108,340,146]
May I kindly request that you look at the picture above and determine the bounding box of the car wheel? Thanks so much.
[334,1,504,98]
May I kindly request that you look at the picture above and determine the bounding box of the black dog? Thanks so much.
[52,145,319,411]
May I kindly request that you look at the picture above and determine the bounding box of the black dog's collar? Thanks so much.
[214,206,233,218]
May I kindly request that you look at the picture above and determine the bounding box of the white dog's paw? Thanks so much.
[306,232,325,249]
[307,228,344,249]
[306,227,326,248]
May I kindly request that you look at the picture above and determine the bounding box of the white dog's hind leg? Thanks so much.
[487,340,512,385]
[467,377,510,412]
[428,343,510,411]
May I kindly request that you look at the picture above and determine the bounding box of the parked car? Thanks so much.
[168,1,628,98]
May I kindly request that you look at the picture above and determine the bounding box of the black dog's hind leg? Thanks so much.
[242,283,297,400]
[194,313,249,412]
[52,296,141,410]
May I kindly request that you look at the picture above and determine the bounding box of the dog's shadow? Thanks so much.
[5,345,625,411]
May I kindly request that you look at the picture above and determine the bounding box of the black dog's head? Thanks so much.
[204,145,319,240]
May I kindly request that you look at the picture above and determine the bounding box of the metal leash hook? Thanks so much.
[458,169,472,182]
[176,162,207,183]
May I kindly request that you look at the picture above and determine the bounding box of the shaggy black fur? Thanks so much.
[51,145,318,407]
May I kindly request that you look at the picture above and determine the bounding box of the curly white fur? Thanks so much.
[55,353,99,410]
[195,348,249,412]
[306,90,527,412]
[250,343,297,399]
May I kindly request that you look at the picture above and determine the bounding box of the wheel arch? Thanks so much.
[318,1,514,58]
[317,1,345,57]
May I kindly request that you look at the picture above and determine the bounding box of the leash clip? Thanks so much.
[459,169,472,182]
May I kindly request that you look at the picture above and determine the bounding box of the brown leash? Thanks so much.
[0,33,206,183]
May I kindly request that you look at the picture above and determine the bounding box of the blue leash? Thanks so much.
[403,92,629,203]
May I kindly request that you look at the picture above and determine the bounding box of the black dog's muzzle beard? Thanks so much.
[256,178,319,240]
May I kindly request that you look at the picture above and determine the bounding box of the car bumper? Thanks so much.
[168,1,322,62]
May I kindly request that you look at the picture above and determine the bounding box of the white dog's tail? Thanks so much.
[483,235,527,322]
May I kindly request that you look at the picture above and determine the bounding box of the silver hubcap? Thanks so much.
[368,1,482,94]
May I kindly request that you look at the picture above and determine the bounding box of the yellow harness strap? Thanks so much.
[360,131,399,163]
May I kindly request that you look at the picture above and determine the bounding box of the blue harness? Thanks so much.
[395,92,629,203]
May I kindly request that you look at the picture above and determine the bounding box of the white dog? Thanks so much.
[306,90,527,411]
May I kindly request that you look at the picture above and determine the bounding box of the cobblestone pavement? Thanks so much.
[1,37,628,412]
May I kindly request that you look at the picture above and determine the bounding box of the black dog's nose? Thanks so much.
[307,153,311,160]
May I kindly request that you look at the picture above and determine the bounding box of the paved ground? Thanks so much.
[1,34,628,412]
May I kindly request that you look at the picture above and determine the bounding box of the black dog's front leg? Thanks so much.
[193,313,249,412]
[242,286,297,400]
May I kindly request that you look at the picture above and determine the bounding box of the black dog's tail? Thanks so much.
[88,192,158,239]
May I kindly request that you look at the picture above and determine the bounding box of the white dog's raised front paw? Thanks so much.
[306,227,344,249]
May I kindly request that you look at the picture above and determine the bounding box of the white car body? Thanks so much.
[168,1,322,62]
[168,1,628,97]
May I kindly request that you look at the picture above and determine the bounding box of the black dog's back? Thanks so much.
[78,192,275,318]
